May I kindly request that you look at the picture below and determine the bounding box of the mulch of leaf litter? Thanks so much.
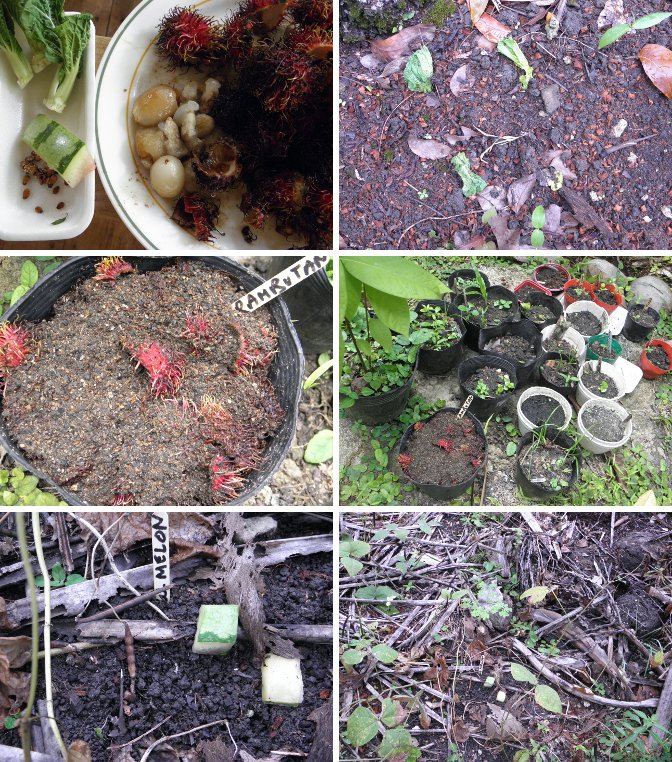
[339,511,672,761]
[339,0,672,250]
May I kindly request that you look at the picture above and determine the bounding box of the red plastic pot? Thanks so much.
[533,263,570,294]
[640,340,672,379]
[514,279,552,298]
[592,283,623,314]
[563,279,595,305]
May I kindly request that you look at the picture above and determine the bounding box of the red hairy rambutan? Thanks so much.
[112,493,136,506]
[93,256,134,282]
[210,454,246,501]
[238,0,289,31]
[0,322,33,369]
[435,439,453,452]
[156,5,225,67]
[171,194,219,242]
[182,310,218,351]
[254,47,320,112]
[125,341,186,397]
[398,453,412,471]
[286,27,333,60]
[305,187,332,227]
[234,336,276,376]
[291,0,332,29]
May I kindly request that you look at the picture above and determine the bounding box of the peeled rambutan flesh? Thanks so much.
[0,322,33,368]
[156,5,225,68]
[94,256,135,282]
[171,193,219,241]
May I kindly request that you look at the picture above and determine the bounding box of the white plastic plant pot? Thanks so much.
[192,604,239,655]
[564,301,609,339]
[517,386,572,436]
[577,399,633,455]
[541,324,586,363]
[261,653,304,706]
[576,361,627,406]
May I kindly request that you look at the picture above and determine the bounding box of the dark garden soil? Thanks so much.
[519,438,574,489]
[339,1,672,250]
[566,285,592,301]
[647,346,671,370]
[629,306,658,328]
[588,339,618,359]
[520,393,566,428]
[461,295,514,327]
[521,303,555,325]
[464,366,513,398]
[483,334,535,362]
[582,367,619,398]
[566,309,602,335]
[400,411,485,485]
[582,405,627,442]
[534,266,567,290]
[540,356,579,388]
[541,335,578,356]
[2,260,285,506]
[593,287,618,305]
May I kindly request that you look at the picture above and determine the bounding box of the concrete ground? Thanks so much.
[340,261,669,507]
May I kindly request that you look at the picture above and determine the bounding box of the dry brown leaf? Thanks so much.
[450,64,476,96]
[478,185,507,211]
[490,214,521,249]
[468,0,489,24]
[474,14,511,43]
[507,174,536,213]
[408,136,452,160]
[68,740,93,762]
[0,637,32,669]
[640,44,672,99]
[381,57,409,77]
[0,639,32,722]
[360,53,381,70]
[370,25,436,62]
[485,704,526,741]
[545,204,563,233]
[453,719,472,743]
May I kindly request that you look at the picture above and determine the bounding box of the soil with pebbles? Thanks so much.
[534,267,566,291]
[540,356,579,389]
[566,310,602,336]
[541,336,578,357]
[483,334,536,363]
[628,307,657,329]
[588,340,618,360]
[519,439,575,490]
[647,346,670,370]
[566,286,592,301]
[522,304,556,325]
[1,259,283,506]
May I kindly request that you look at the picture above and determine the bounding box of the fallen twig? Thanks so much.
[649,662,672,751]
[649,586,672,607]
[138,719,235,762]
[604,134,656,155]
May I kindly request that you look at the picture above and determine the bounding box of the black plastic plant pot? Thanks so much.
[456,285,521,351]
[446,268,491,300]
[458,355,518,420]
[515,428,581,501]
[538,351,580,397]
[398,407,487,500]
[265,256,332,354]
[348,355,419,426]
[478,319,542,387]
[414,299,466,375]
[621,302,660,343]
[0,256,304,507]
[519,291,563,331]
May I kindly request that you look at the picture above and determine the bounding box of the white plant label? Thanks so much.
[456,395,473,419]
[152,512,170,602]
[232,255,330,312]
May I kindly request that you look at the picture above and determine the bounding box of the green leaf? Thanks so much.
[339,539,371,559]
[303,358,333,390]
[379,728,419,760]
[51,216,68,226]
[342,648,366,665]
[34,574,45,588]
[409,328,433,345]
[20,260,39,288]
[531,205,545,229]
[482,207,497,224]
[404,45,433,93]
[535,683,563,714]
[42,262,60,275]
[374,449,388,467]
[4,715,18,730]
[341,257,445,300]
[510,662,538,685]
[381,698,406,728]
[631,12,671,29]
[506,442,517,457]
[346,706,379,747]
[497,36,534,89]
[520,585,550,605]
[0,470,8,485]
[340,260,361,323]
[531,229,545,248]
[304,429,333,464]
[369,318,393,352]
[355,338,372,357]
[64,574,85,585]
[598,23,631,49]
[3,491,18,506]
[342,556,364,576]
[51,563,66,586]
[14,475,39,497]
[354,585,398,603]
[451,152,487,197]
[371,643,399,664]
[10,284,28,306]
[366,287,411,336]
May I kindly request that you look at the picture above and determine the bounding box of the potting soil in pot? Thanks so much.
[588,340,618,360]
[465,366,514,398]
[535,267,566,290]
[593,287,618,305]
[520,395,566,428]
[2,259,285,505]
[646,346,670,370]
[522,304,555,324]
[483,335,535,362]
[542,335,578,356]
[566,285,591,301]
[629,306,657,328]
[399,412,485,486]
[540,357,579,387]
[582,406,628,443]
[520,439,574,490]
[581,368,619,399]
[463,296,513,327]
[566,310,602,336]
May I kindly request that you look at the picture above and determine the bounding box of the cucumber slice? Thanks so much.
[22,114,94,188]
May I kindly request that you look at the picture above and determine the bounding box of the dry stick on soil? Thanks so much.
[76,584,177,623]
[649,663,672,752]
[53,513,73,574]
[30,511,68,760]
[107,716,172,751]
[510,638,659,708]
[649,587,672,607]
[138,719,236,762]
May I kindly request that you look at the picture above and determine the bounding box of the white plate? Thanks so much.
[95,0,295,250]
[0,16,95,241]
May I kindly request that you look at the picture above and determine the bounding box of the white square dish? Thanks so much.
[0,15,95,242]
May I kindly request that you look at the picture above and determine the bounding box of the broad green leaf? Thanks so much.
[51,563,66,586]
[346,706,378,747]
[339,539,371,559]
[510,662,538,685]
[0,470,8,485]
[304,429,333,464]
[20,260,39,288]
[366,286,411,336]
[404,46,433,93]
[34,574,45,587]
[598,23,631,49]
[15,475,39,497]
[42,262,60,275]
[371,643,399,664]
[341,257,445,300]
[303,358,333,390]
[451,152,487,197]
[631,12,671,29]
[342,556,364,576]
[514,752,531,762]
[482,207,497,224]
[4,715,18,730]
[520,585,550,605]
[342,648,366,665]
[497,36,534,89]
[531,205,545,229]
[10,285,28,306]
[340,260,361,324]
[409,328,433,345]
[531,229,545,248]
[355,338,372,357]
[506,441,517,457]
[369,318,393,352]
[379,727,419,760]
[534,683,563,714]
[381,698,407,728]
[3,491,18,506]
[64,574,85,585]
[354,585,398,602]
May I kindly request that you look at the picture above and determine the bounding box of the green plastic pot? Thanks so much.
[585,334,623,365]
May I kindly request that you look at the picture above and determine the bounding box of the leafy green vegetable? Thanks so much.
[44,13,91,113]
[497,36,534,90]
[403,45,433,93]
[5,0,64,73]
[451,152,486,197]
[0,4,33,87]
[598,12,671,49]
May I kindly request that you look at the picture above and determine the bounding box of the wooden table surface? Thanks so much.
[1,1,143,250]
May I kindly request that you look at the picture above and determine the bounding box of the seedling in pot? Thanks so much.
[474,379,490,399]
[493,299,513,310]
[412,304,461,350]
